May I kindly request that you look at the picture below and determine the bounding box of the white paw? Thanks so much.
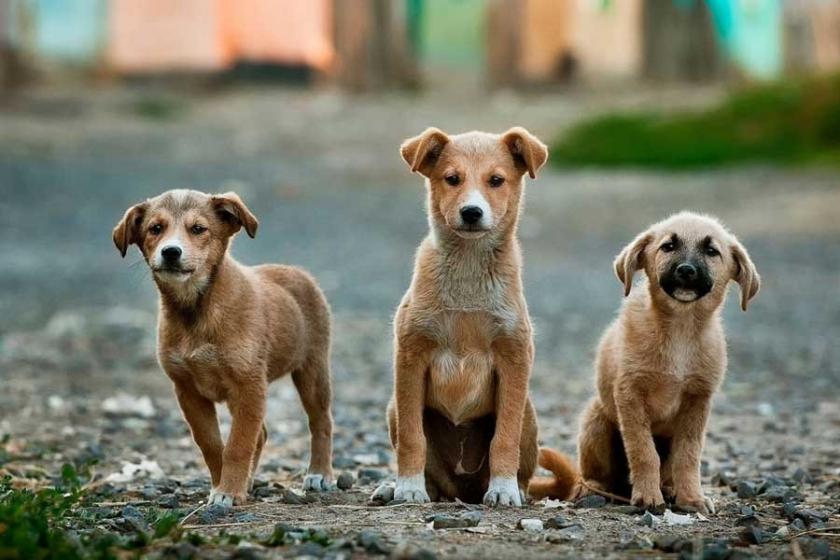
[207,489,234,509]
[303,473,334,492]
[394,474,430,503]
[483,476,522,507]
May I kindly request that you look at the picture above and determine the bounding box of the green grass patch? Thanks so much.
[550,75,840,169]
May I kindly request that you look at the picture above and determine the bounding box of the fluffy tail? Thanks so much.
[528,447,578,500]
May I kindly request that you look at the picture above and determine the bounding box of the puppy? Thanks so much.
[113,189,334,506]
[532,212,759,513]
[387,127,548,506]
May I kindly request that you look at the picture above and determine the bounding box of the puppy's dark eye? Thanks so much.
[660,241,675,253]
[705,246,720,257]
[444,174,460,186]
[191,224,207,235]
[149,224,163,235]
[489,175,505,188]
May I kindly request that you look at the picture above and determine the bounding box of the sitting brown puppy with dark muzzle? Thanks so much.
[113,189,334,507]
[531,212,759,514]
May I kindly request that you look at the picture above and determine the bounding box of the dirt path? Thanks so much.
[1,86,838,558]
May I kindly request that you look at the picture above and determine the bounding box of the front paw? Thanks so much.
[675,493,715,515]
[394,474,430,503]
[631,482,665,512]
[303,473,335,492]
[483,476,523,507]
[208,488,246,508]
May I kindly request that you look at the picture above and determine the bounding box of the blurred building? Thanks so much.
[1,0,839,90]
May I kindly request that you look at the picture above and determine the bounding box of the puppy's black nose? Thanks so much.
[460,206,483,225]
[676,263,697,280]
[161,246,182,262]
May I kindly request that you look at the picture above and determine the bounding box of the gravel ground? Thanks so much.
[1,85,839,559]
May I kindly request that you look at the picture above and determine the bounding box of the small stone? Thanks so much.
[280,489,313,505]
[639,511,659,528]
[428,511,482,529]
[761,485,796,502]
[370,482,395,504]
[162,542,200,560]
[734,514,761,528]
[121,504,149,532]
[546,524,584,542]
[359,530,390,554]
[156,494,180,509]
[198,504,230,525]
[794,508,828,526]
[741,525,770,544]
[797,537,831,559]
[790,518,807,531]
[653,535,682,552]
[736,481,757,499]
[574,494,606,509]
[517,519,543,532]
[610,505,643,515]
[791,467,812,484]
[783,502,798,519]
[337,472,355,491]
[390,541,437,560]
[252,485,279,498]
[701,539,734,560]
[545,515,572,529]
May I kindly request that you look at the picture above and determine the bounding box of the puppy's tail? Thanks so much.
[528,447,578,501]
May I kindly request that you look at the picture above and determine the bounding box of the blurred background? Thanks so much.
[1,0,839,529]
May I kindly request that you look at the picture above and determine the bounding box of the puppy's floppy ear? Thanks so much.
[211,192,259,238]
[730,239,760,311]
[112,202,148,258]
[614,230,653,297]
[501,127,548,179]
[400,127,450,177]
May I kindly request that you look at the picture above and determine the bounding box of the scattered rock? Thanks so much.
[794,508,828,527]
[337,472,355,491]
[427,511,482,530]
[370,482,395,504]
[545,516,573,530]
[574,495,606,509]
[734,514,761,528]
[639,511,659,528]
[197,504,230,525]
[761,485,796,502]
[358,530,390,554]
[791,467,812,484]
[120,504,149,533]
[517,519,543,532]
[546,524,584,542]
[390,541,437,560]
[280,489,313,505]
[156,494,180,509]
[796,537,831,559]
[736,481,757,499]
[741,525,771,545]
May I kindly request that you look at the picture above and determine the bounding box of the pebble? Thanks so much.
[198,504,230,525]
[357,468,386,484]
[736,481,757,499]
[797,537,832,559]
[544,515,573,529]
[280,489,313,505]
[427,511,482,529]
[761,485,796,502]
[359,530,390,554]
[337,472,355,491]
[120,504,149,532]
[741,525,770,544]
[390,542,437,560]
[794,508,828,527]
[734,514,761,528]
[156,494,180,509]
[517,519,543,533]
[370,483,395,504]
[791,467,812,484]
[639,511,659,528]
[574,494,606,509]
[546,524,584,542]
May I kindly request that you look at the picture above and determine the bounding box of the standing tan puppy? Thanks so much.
[532,212,759,514]
[388,127,547,506]
[113,189,334,507]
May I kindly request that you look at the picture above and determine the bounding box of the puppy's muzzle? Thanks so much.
[460,206,484,226]
[661,261,713,302]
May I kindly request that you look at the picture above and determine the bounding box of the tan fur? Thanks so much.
[388,127,548,506]
[571,211,760,513]
[113,189,334,505]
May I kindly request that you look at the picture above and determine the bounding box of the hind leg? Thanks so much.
[517,399,539,503]
[578,398,621,498]
[248,423,268,492]
[292,356,334,491]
